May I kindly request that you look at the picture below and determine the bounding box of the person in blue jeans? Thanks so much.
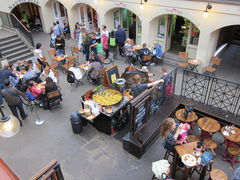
[0,65,17,107]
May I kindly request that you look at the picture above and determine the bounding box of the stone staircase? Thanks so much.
[0,33,34,64]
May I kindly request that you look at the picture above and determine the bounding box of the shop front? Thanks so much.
[105,8,142,45]
[10,2,43,31]
[150,14,200,59]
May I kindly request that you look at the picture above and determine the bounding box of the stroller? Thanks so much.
[67,67,83,87]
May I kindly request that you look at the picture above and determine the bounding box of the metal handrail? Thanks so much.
[0,10,34,47]
[10,13,31,33]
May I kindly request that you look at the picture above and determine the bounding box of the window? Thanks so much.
[157,16,166,38]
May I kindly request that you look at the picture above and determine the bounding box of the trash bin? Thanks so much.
[70,112,83,134]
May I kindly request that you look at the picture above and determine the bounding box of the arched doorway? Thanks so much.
[210,25,240,81]
[150,14,200,58]
[52,1,68,27]
[10,2,43,31]
[78,4,98,32]
[105,8,142,44]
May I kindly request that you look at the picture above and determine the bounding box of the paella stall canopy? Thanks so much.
[77,65,177,158]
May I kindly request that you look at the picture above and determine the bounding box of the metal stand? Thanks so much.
[33,104,44,126]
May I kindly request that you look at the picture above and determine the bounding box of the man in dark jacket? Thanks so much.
[115,25,126,56]
[1,79,28,126]
[0,65,17,107]
[55,35,65,55]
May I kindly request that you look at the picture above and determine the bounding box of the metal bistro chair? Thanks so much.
[178,52,189,69]
[204,57,221,76]
[99,55,114,65]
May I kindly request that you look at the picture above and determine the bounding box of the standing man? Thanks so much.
[115,25,126,57]
[89,32,98,54]
[1,79,28,126]
[53,21,62,36]
[131,74,164,98]
[0,65,17,107]
[82,31,90,61]
[55,35,65,55]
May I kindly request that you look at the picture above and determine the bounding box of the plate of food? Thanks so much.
[182,154,196,167]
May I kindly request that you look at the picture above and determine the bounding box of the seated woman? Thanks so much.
[40,66,57,83]
[43,77,60,109]
[16,60,25,72]
[124,39,136,65]
[26,81,44,106]
[90,52,102,66]
[87,57,102,84]
[160,118,187,152]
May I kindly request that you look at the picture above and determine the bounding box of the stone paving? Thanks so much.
[0,32,237,180]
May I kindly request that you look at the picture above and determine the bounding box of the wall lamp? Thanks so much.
[203,3,212,18]
[140,0,148,9]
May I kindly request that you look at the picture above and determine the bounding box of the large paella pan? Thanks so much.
[92,88,123,106]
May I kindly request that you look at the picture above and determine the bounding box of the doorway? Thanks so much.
[10,2,43,31]
[79,4,98,32]
[52,1,68,27]
[105,8,141,44]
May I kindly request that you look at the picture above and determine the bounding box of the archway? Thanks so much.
[150,14,200,58]
[52,1,68,27]
[10,2,43,31]
[209,25,240,82]
[76,3,98,32]
[105,7,142,44]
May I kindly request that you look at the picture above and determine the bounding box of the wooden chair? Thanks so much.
[142,55,153,69]
[223,145,240,168]
[62,58,76,72]
[99,55,105,64]
[52,69,60,84]
[204,139,218,150]
[178,52,189,68]
[71,46,80,64]
[49,64,57,70]
[47,49,56,57]
[187,135,200,143]
[209,169,228,180]
[204,57,221,76]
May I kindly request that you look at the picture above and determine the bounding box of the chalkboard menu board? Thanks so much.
[130,90,150,132]
[106,66,120,85]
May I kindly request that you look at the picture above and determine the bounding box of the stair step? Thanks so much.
[0,41,25,51]
[0,35,18,42]
[8,52,34,63]
[0,37,21,47]
[1,44,28,56]
[4,49,32,60]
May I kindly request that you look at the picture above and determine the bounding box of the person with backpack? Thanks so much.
[108,30,117,61]
[1,79,28,126]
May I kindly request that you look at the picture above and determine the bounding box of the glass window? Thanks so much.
[59,3,65,17]
[190,24,200,45]
[157,16,166,38]
[114,10,120,29]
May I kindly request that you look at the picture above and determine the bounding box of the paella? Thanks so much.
[92,88,123,106]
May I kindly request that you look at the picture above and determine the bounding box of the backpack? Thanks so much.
[200,151,214,166]
[109,37,116,47]
[165,84,173,96]
[67,71,75,83]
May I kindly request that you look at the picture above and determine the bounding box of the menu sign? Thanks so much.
[106,66,120,85]
[130,91,150,132]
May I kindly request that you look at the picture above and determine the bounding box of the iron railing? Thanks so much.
[181,70,240,116]
[0,11,34,47]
